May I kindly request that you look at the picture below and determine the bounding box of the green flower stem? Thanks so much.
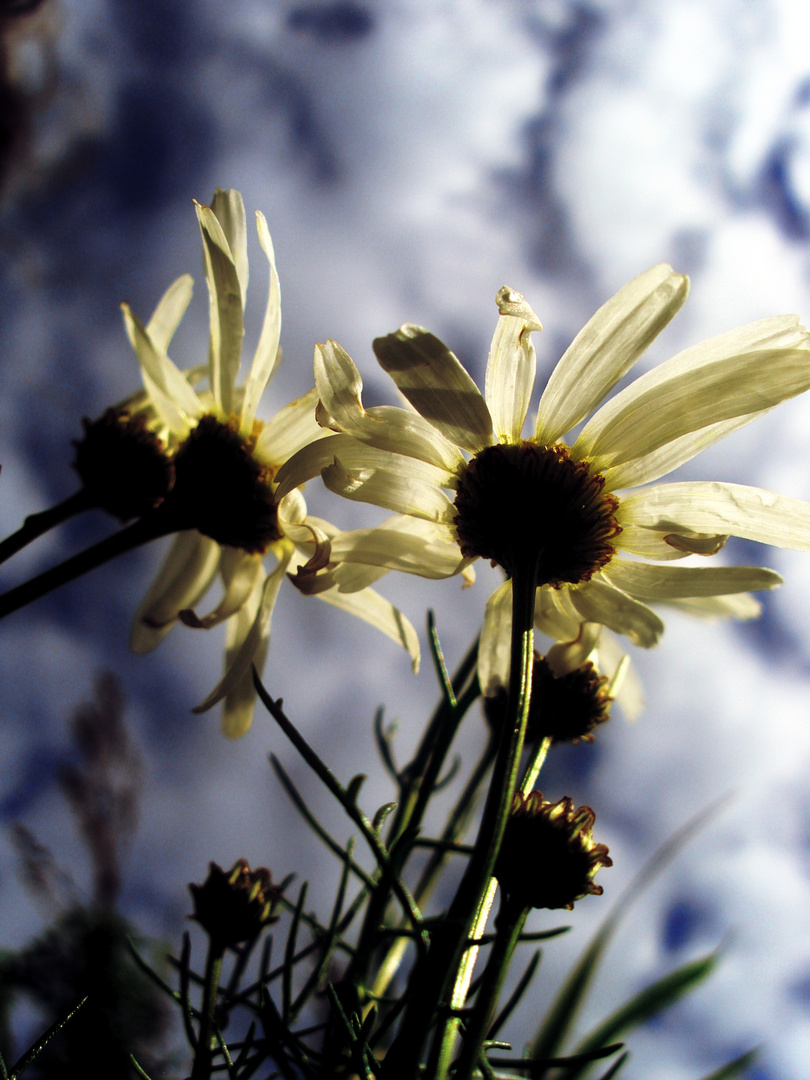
[190,945,224,1080]
[344,638,479,996]
[367,734,499,1011]
[452,894,529,1080]
[383,561,538,1080]
[521,735,552,794]
[0,489,94,566]
[0,509,178,620]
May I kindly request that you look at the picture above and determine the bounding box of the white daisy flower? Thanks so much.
[276,264,810,688]
[122,189,419,737]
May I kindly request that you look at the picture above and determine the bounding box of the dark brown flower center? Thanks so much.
[72,407,175,521]
[167,415,282,553]
[453,441,621,585]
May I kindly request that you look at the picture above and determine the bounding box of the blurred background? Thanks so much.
[1,0,810,1076]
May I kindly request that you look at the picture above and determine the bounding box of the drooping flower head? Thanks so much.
[276,266,810,687]
[122,190,420,736]
[495,791,612,910]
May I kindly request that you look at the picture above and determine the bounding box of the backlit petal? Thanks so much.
[373,325,493,452]
[536,265,688,444]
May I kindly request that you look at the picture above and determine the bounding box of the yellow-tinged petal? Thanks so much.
[322,455,457,525]
[193,540,295,718]
[536,264,689,445]
[255,388,328,466]
[619,481,810,549]
[314,339,466,471]
[131,531,221,652]
[478,579,512,698]
[569,577,665,648]
[602,559,782,600]
[575,315,810,471]
[240,211,282,434]
[602,411,769,490]
[196,200,245,415]
[210,188,249,301]
[121,304,203,435]
[146,273,194,353]
[485,287,542,444]
[372,325,493,453]
[179,550,264,630]
[327,516,470,579]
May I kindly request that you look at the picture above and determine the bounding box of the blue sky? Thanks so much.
[3,2,810,1076]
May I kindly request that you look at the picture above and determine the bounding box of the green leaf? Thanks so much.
[7,997,86,1079]
[564,952,719,1078]
[698,1047,759,1080]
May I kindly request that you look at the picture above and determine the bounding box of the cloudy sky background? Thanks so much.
[2,1,810,1076]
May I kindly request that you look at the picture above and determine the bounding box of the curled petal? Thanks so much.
[131,532,221,653]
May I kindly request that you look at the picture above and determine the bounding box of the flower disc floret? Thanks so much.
[168,414,282,553]
[453,441,621,584]
[495,791,612,910]
[73,407,175,521]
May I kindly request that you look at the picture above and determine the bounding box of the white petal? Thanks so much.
[619,481,810,549]
[322,455,457,525]
[240,211,282,434]
[568,577,665,647]
[315,340,466,471]
[575,315,810,470]
[255,388,328,466]
[130,532,221,652]
[316,584,420,673]
[210,188,249,301]
[121,304,202,435]
[603,559,782,600]
[179,551,264,629]
[602,411,768,490]
[545,622,604,675]
[534,586,583,642]
[193,541,294,717]
[662,594,763,620]
[617,523,727,561]
[146,274,194,353]
[536,265,689,445]
[485,287,542,444]
[372,325,493,453]
[477,579,512,698]
[196,200,245,415]
[278,487,308,527]
[328,516,469,579]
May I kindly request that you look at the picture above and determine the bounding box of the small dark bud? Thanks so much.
[189,859,282,949]
[495,791,612,910]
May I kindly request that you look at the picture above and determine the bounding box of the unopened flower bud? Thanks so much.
[72,407,174,520]
[495,791,611,910]
[189,858,281,949]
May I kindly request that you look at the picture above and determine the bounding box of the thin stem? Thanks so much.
[0,489,93,566]
[452,894,528,1080]
[383,562,537,1080]
[0,510,175,620]
[190,946,224,1080]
